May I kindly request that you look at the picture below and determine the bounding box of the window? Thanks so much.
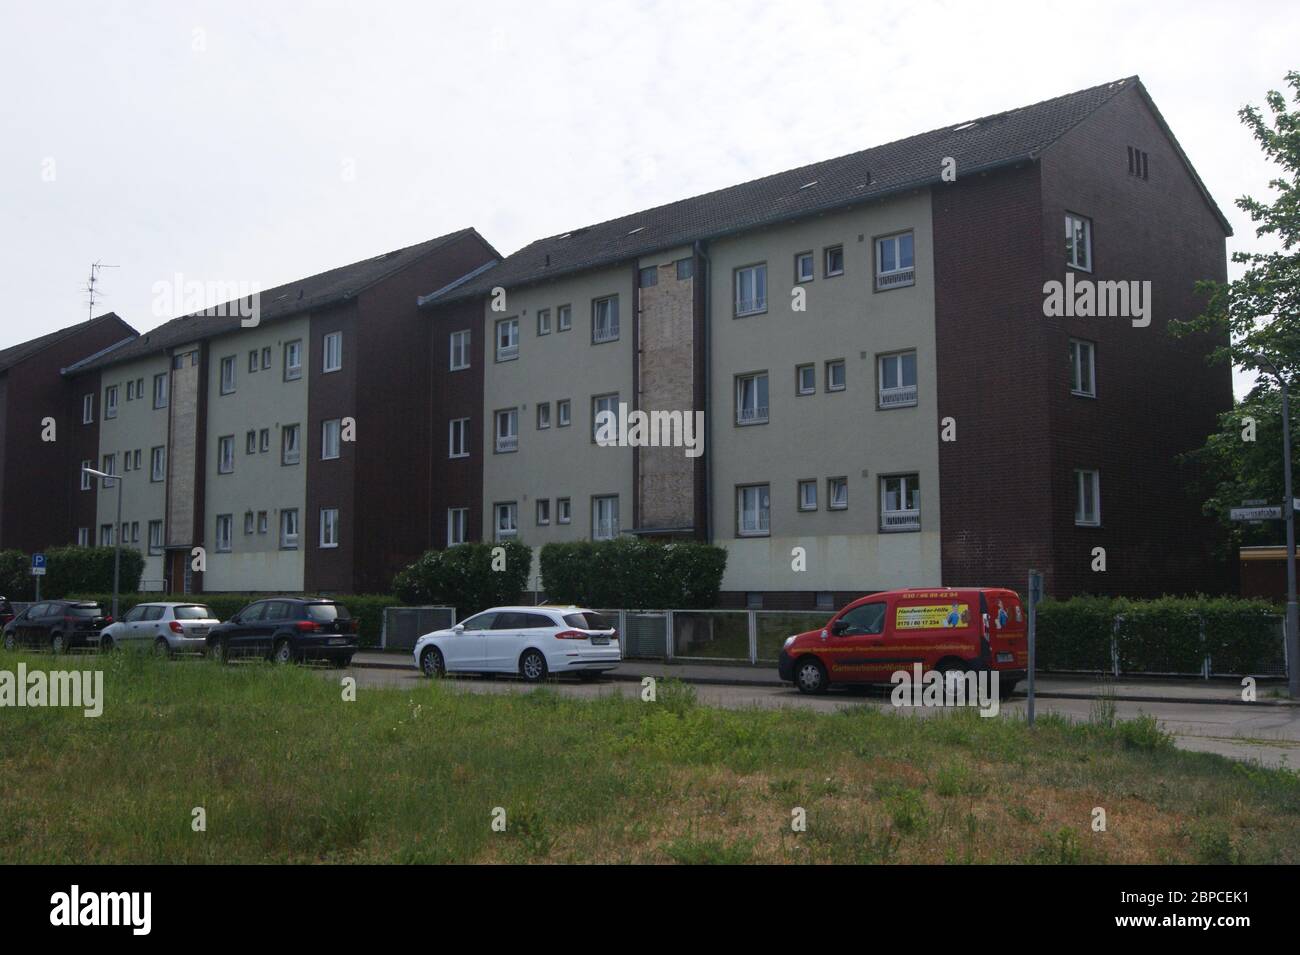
[105,385,118,418]
[557,399,571,427]
[148,521,163,555]
[736,372,769,424]
[102,453,116,478]
[824,245,844,277]
[1069,338,1096,397]
[78,527,91,547]
[244,511,255,535]
[123,450,132,473]
[153,372,168,409]
[875,232,915,290]
[126,380,136,401]
[282,424,301,465]
[878,351,918,408]
[150,446,165,482]
[536,499,551,525]
[736,484,770,537]
[796,364,815,396]
[1127,146,1149,180]
[537,402,551,430]
[218,436,235,474]
[494,502,518,540]
[447,507,468,546]
[495,409,518,453]
[280,509,299,549]
[259,428,270,453]
[322,331,342,373]
[1065,213,1092,271]
[826,359,846,392]
[450,329,471,370]
[100,524,114,546]
[592,495,619,540]
[1075,470,1101,526]
[880,474,921,531]
[219,356,236,394]
[132,448,141,471]
[795,252,814,284]
[592,394,618,442]
[82,394,93,424]
[246,430,257,455]
[215,514,233,553]
[838,602,887,636]
[129,521,140,544]
[557,304,572,332]
[319,508,340,548]
[676,258,694,281]
[592,296,619,343]
[557,497,571,524]
[249,350,258,373]
[322,418,341,460]
[734,264,768,316]
[261,346,272,370]
[496,318,519,361]
[798,479,818,511]
[638,266,658,288]
[449,417,470,458]
[537,308,551,336]
[257,511,268,534]
[284,340,303,380]
[80,461,92,491]
[828,477,848,510]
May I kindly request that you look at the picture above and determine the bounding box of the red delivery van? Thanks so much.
[777,587,1028,697]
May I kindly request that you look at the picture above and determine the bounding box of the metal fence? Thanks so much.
[380,606,457,651]
[601,608,828,664]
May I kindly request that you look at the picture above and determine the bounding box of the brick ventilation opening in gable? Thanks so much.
[1126,145,1149,180]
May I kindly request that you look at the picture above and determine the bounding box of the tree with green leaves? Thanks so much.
[1173,71,1300,544]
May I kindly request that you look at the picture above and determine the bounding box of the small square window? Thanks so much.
[537,309,551,336]
[824,245,844,277]
[827,477,848,510]
[796,364,815,396]
[798,480,817,511]
[557,304,572,332]
[557,399,571,427]
[826,359,846,392]
[795,252,814,284]
[537,402,551,430]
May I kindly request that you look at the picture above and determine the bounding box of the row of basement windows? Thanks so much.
[488,495,619,543]
[215,419,345,472]
[735,476,922,537]
[737,351,918,423]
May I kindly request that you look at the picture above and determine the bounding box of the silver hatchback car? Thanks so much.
[99,602,221,656]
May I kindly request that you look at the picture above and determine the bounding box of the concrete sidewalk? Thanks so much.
[350,650,1295,706]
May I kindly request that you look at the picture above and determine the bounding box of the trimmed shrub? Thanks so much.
[3,546,144,600]
[539,539,727,609]
[392,541,531,617]
[1035,596,1119,671]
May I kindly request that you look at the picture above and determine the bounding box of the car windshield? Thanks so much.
[563,612,611,630]
[305,603,350,622]
[174,605,214,620]
[67,605,103,618]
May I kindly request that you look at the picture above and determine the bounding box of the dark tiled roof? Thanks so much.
[70,228,489,374]
[428,76,1225,304]
[0,313,136,374]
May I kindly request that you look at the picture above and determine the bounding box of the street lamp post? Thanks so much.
[82,466,123,621]
[1248,356,1298,697]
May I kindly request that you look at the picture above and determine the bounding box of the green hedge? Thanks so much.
[1036,595,1282,675]
[392,542,531,618]
[71,592,398,648]
[0,547,144,600]
[539,538,727,609]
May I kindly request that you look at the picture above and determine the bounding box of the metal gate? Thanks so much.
[381,606,457,651]
[621,611,669,659]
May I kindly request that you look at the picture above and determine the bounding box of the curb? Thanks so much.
[350,655,1298,706]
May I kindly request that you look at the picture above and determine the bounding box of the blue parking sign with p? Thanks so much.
[31,553,46,576]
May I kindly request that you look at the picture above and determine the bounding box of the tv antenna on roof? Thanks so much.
[84,260,119,321]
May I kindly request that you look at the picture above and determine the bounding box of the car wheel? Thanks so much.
[519,649,548,683]
[153,637,171,659]
[794,657,828,695]
[273,640,295,665]
[209,638,229,663]
[419,646,445,679]
[2,631,14,651]
[100,635,115,652]
[50,632,67,655]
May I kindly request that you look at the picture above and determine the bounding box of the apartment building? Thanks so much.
[421,76,1233,603]
[60,228,499,594]
[0,312,138,555]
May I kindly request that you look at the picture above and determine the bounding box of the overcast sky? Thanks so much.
[1,0,1295,397]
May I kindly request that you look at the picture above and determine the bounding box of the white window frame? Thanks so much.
[878,351,919,408]
[449,417,470,458]
[734,264,768,316]
[557,304,572,332]
[319,507,340,548]
[78,527,91,547]
[219,356,236,395]
[153,372,168,409]
[1069,338,1096,397]
[494,409,518,453]
[537,308,552,336]
[592,495,620,540]
[447,507,468,546]
[592,296,620,343]
[796,364,815,396]
[557,399,571,427]
[557,497,572,524]
[322,418,341,460]
[798,480,818,511]
[80,460,92,490]
[1075,469,1101,526]
[450,329,471,371]
[1065,213,1092,272]
[824,245,845,277]
[494,502,518,541]
[259,428,270,453]
[826,359,846,392]
[880,474,921,532]
[496,318,519,361]
[151,446,166,482]
[736,484,770,537]
[592,394,619,442]
[736,372,769,424]
[82,393,93,424]
[875,231,916,290]
[537,402,551,430]
[215,514,233,553]
[280,508,300,550]
[282,424,301,465]
[284,340,303,381]
[217,436,235,474]
[828,477,848,511]
[536,498,551,526]
[322,331,343,373]
[104,385,119,418]
[795,252,814,284]
[148,520,163,555]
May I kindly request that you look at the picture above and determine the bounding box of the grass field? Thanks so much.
[1,650,1297,864]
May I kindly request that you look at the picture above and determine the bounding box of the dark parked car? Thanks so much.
[206,597,357,666]
[0,597,15,628]
[2,600,112,653]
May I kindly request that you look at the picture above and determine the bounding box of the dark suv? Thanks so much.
[2,600,112,653]
[206,597,357,666]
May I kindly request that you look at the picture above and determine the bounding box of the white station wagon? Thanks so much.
[414,606,620,682]
[99,602,220,656]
